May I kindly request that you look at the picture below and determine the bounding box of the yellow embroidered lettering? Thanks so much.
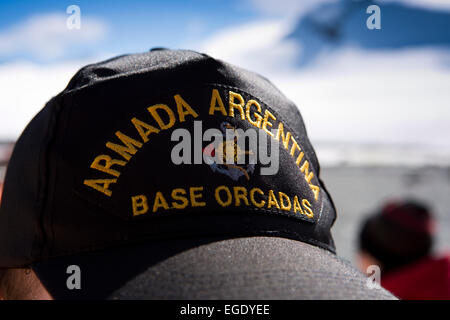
[90,154,126,178]
[302,199,314,218]
[250,188,265,208]
[290,136,300,157]
[83,179,117,197]
[148,104,175,130]
[131,117,160,143]
[309,184,320,201]
[171,188,189,209]
[279,192,291,211]
[209,89,227,116]
[233,186,249,206]
[275,122,291,150]
[228,91,245,120]
[106,131,143,161]
[153,191,169,212]
[215,185,232,207]
[300,160,314,183]
[132,195,149,216]
[190,186,206,207]
[293,196,304,215]
[262,110,276,137]
[295,151,304,166]
[267,189,280,209]
[245,100,263,128]
[174,94,198,122]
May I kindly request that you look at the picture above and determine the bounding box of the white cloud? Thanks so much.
[202,20,298,74]
[0,60,95,139]
[272,50,450,147]
[0,13,107,60]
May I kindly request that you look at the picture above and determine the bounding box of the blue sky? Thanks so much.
[0,0,266,63]
[1,0,449,64]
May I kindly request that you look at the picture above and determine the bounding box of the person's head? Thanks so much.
[0,49,395,300]
[358,200,435,274]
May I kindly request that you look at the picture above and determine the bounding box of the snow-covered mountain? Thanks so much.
[287,0,450,66]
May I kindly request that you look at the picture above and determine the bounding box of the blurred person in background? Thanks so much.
[357,200,450,299]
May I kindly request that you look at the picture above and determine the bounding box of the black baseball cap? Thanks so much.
[0,49,395,299]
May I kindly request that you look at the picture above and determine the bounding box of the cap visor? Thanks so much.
[32,236,395,300]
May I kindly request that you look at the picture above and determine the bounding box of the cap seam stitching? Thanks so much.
[37,231,336,262]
